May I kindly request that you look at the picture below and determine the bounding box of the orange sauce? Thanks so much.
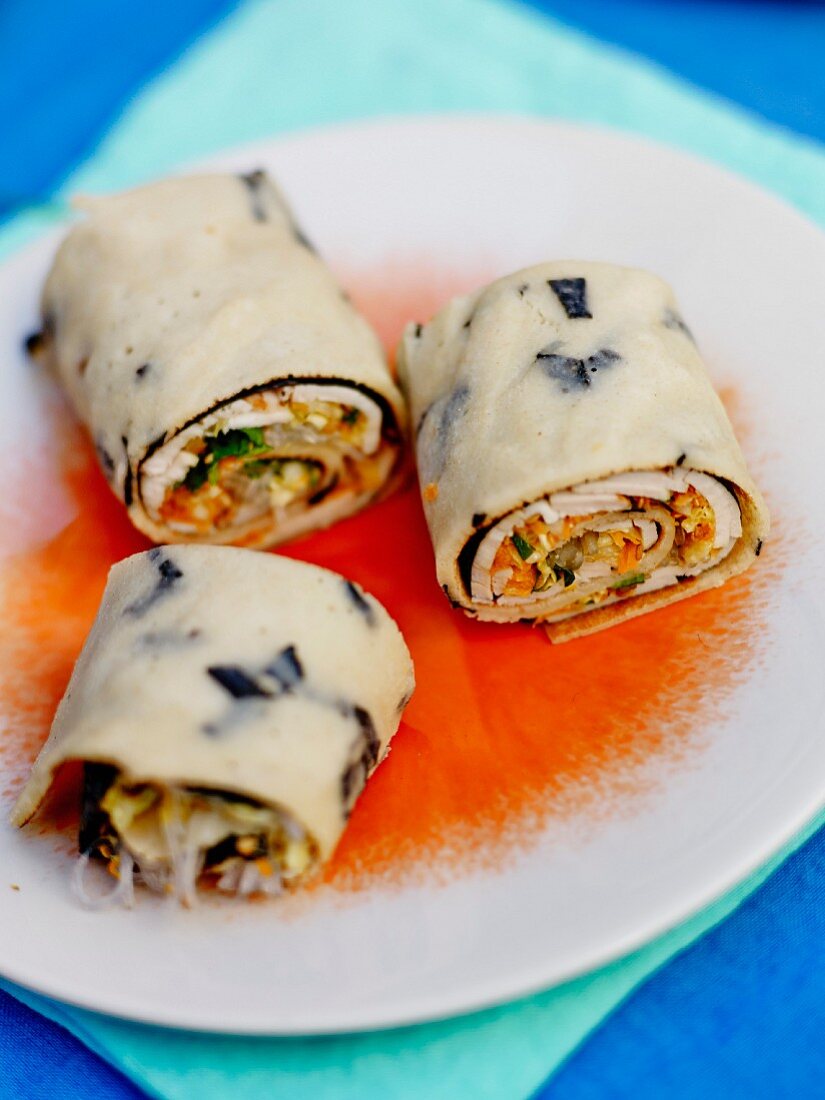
[0,264,775,891]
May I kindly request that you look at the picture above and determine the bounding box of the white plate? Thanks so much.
[0,116,824,1034]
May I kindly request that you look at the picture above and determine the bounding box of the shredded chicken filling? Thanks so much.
[140,384,395,538]
[471,468,742,620]
[74,773,317,908]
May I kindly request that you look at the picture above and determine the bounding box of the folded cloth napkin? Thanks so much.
[2,0,824,1096]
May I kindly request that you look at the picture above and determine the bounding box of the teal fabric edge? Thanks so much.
[3,809,824,1100]
[2,0,825,1095]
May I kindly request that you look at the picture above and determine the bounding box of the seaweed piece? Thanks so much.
[755,539,763,557]
[663,308,694,342]
[24,331,46,357]
[122,436,133,507]
[676,452,687,467]
[471,512,487,528]
[78,763,118,855]
[586,348,621,372]
[135,363,151,380]
[293,225,318,254]
[427,383,470,479]
[517,284,529,297]
[397,690,413,713]
[343,580,376,626]
[353,706,380,768]
[208,666,271,699]
[124,549,184,616]
[441,582,466,610]
[204,834,267,869]
[340,707,380,815]
[413,323,423,338]
[238,169,269,222]
[24,311,55,359]
[549,278,591,319]
[536,347,620,393]
[264,645,304,692]
[95,438,115,481]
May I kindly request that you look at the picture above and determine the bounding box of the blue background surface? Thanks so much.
[1,2,823,1096]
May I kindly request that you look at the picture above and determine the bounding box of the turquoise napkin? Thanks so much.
[3,0,824,1095]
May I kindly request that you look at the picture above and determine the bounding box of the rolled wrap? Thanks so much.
[397,262,769,642]
[30,172,406,548]
[11,546,414,902]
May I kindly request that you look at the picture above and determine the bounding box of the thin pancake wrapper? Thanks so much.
[30,172,406,548]
[11,546,414,904]
[397,261,769,641]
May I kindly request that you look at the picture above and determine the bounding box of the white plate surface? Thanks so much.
[0,116,824,1033]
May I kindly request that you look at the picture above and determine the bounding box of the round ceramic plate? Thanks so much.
[0,116,823,1034]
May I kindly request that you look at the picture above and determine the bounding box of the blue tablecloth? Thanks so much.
[1,2,823,1096]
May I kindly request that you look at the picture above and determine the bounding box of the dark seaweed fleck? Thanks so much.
[143,431,168,463]
[208,665,271,700]
[135,363,151,380]
[353,706,380,768]
[341,706,380,815]
[204,834,267,869]
[663,308,695,342]
[343,580,376,627]
[264,645,304,692]
[415,405,432,438]
[96,439,115,481]
[413,323,423,338]
[676,452,687,467]
[755,539,763,557]
[238,169,269,222]
[427,383,470,478]
[397,690,413,713]
[471,512,487,529]
[307,476,339,507]
[24,331,45,357]
[125,549,184,616]
[676,574,691,583]
[549,277,591,319]
[536,347,620,393]
[463,315,473,330]
[293,225,318,254]
[517,284,529,297]
[78,763,118,855]
[441,582,466,610]
[122,436,133,507]
[24,312,55,359]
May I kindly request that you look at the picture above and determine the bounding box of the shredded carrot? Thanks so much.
[255,858,273,877]
[423,482,439,503]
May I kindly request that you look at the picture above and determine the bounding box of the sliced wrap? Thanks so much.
[397,262,769,641]
[29,172,406,548]
[11,546,414,904]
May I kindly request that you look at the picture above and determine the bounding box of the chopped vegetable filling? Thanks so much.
[140,384,396,541]
[471,467,742,620]
[74,766,317,907]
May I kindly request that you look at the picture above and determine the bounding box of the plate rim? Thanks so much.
[0,112,824,1035]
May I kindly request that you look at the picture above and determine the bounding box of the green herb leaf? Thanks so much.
[559,567,576,588]
[342,408,360,426]
[243,459,275,480]
[208,427,268,461]
[182,463,208,492]
[612,572,645,590]
[512,533,535,560]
